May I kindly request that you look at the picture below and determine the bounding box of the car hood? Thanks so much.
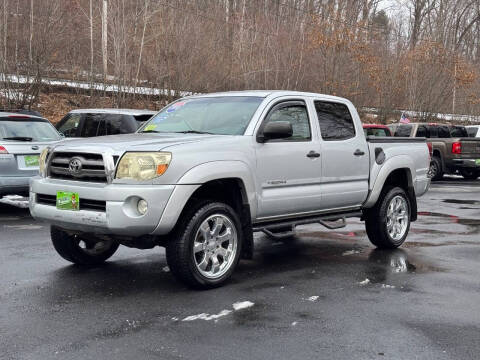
[51,133,232,153]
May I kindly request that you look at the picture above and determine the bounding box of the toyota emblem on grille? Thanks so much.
[68,158,83,175]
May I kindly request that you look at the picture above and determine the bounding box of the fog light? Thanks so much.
[137,199,148,215]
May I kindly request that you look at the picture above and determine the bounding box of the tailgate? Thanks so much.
[460,138,480,156]
[0,142,50,176]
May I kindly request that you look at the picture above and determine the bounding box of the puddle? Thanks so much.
[442,199,480,205]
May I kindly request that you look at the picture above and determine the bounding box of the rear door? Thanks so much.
[313,99,369,210]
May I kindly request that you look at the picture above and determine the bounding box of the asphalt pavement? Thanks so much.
[0,179,479,360]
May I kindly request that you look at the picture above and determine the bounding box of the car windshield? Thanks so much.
[0,118,61,141]
[139,96,264,135]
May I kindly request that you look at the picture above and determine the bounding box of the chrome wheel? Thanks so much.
[386,195,409,241]
[428,161,437,179]
[193,214,238,279]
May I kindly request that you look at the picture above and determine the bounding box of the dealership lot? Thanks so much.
[0,179,479,360]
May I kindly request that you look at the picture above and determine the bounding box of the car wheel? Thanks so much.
[365,186,411,249]
[460,169,479,180]
[166,201,242,289]
[429,156,443,181]
[50,226,119,265]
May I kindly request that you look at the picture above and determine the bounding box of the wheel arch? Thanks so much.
[364,161,418,221]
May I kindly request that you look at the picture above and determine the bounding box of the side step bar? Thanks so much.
[252,210,363,239]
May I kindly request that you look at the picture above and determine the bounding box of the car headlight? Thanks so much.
[39,147,50,177]
[115,152,172,181]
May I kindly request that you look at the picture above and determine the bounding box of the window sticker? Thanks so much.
[144,124,158,131]
[166,101,187,113]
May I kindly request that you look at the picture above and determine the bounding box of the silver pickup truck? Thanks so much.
[30,91,430,288]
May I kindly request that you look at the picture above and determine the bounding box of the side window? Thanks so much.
[416,125,427,138]
[57,113,81,137]
[314,101,355,141]
[81,114,104,137]
[438,126,450,138]
[428,126,438,138]
[394,125,412,137]
[262,102,311,141]
[105,115,137,135]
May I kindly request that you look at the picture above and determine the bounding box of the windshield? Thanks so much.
[139,96,264,135]
[0,118,61,141]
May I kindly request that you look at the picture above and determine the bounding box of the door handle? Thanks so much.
[354,149,365,156]
[306,150,320,158]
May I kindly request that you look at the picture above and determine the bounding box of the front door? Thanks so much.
[255,100,322,219]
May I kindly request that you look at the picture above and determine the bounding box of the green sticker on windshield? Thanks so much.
[24,155,39,167]
[144,124,157,131]
[56,191,80,211]
[476,159,480,165]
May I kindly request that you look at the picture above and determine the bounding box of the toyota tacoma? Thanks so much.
[30,91,430,288]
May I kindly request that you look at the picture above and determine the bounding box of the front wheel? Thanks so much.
[166,202,242,289]
[365,186,411,249]
[460,169,479,180]
[50,226,119,265]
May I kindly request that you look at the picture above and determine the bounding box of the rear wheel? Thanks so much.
[50,226,119,265]
[365,186,411,249]
[460,169,479,180]
[429,156,443,181]
[166,201,242,289]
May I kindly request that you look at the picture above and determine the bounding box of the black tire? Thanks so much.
[364,186,411,249]
[429,156,443,181]
[460,169,479,180]
[166,201,243,289]
[50,226,119,265]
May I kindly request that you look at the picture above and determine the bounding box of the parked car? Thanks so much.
[30,91,430,288]
[466,125,480,138]
[56,109,156,138]
[0,112,63,197]
[388,122,480,180]
[363,124,392,137]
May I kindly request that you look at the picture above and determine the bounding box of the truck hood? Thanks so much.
[51,133,231,152]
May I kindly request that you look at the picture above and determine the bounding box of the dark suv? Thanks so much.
[56,109,156,138]
[389,123,480,180]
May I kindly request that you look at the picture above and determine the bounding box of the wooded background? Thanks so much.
[1,0,480,123]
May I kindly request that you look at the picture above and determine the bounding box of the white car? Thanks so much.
[466,125,480,138]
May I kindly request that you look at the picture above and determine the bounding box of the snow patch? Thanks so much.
[291,321,298,326]
[342,249,361,256]
[4,224,43,230]
[162,266,170,272]
[182,310,232,322]
[381,284,396,289]
[232,301,254,311]
[306,296,319,302]
[0,195,29,208]
[358,278,370,286]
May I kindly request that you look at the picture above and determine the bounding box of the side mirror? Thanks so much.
[258,121,293,143]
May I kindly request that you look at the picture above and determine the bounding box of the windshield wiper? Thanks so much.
[3,136,33,141]
[175,130,214,135]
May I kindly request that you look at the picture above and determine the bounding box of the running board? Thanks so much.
[252,210,362,238]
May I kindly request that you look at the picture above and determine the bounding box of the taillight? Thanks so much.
[0,146,8,154]
[427,143,433,159]
[451,142,462,154]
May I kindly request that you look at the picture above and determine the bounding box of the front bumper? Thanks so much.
[451,158,480,169]
[0,176,32,196]
[29,177,177,236]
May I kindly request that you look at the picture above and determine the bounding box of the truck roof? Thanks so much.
[69,108,156,115]
[188,90,351,103]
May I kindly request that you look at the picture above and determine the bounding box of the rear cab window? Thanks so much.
[394,125,413,137]
[315,101,355,140]
[450,126,468,138]
[364,127,390,137]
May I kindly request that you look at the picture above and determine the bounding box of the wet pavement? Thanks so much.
[0,179,479,360]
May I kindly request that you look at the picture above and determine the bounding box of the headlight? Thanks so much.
[115,152,172,181]
[39,147,50,177]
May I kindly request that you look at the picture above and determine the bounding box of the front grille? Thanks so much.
[36,193,106,212]
[48,152,107,183]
